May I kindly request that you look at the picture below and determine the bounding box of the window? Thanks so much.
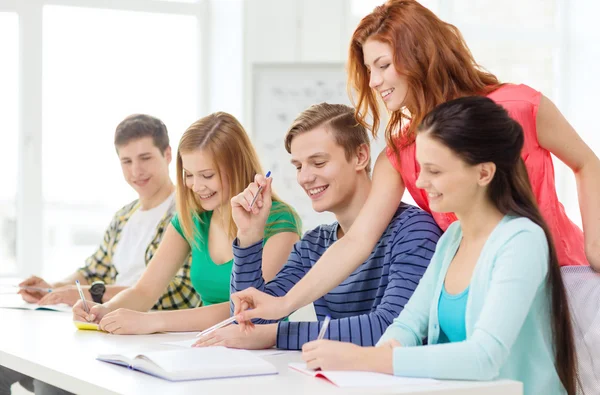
[0,13,19,275]
[42,6,198,278]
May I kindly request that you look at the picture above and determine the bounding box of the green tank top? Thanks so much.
[171,201,301,306]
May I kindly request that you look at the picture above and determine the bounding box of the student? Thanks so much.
[300,97,577,395]
[194,103,441,350]
[72,112,302,334]
[18,114,199,309]
[231,0,600,330]
[2,114,198,395]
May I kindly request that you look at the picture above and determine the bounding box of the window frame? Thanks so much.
[0,0,208,277]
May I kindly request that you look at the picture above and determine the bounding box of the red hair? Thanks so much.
[347,0,502,156]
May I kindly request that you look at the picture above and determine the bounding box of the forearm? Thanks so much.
[102,285,159,313]
[100,285,128,302]
[360,346,394,375]
[576,161,600,270]
[153,302,230,332]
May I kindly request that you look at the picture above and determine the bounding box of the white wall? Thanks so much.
[242,0,600,231]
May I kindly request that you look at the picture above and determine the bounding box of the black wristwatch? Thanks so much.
[90,281,106,303]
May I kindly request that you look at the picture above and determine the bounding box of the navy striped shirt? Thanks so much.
[231,203,442,350]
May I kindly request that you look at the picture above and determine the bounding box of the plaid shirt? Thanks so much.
[78,197,201,310]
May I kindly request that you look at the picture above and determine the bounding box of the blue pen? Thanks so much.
[249,171,271,209]
[15,285,52,293]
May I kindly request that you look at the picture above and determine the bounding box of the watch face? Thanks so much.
[90,282,105,298]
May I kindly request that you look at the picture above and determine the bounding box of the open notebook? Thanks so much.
[288,363,439,388]
[0,297,72,313]
[97,347,277,381]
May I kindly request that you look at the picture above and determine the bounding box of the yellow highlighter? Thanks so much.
[74,321,100,331]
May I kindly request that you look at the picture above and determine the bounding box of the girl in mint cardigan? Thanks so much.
[301,96,577,395]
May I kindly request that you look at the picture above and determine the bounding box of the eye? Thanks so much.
[203,174,214,179]
[428,169,440,175]
[314,162,326,167]
[380,64,390,69]
[184,173,192,178]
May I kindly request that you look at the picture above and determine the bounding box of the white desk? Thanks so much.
[0,309,523,395]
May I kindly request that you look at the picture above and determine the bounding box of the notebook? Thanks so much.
[0,297,72,313]
[97,346,278,381]
[74,321,101,331]
[288,363,439,388]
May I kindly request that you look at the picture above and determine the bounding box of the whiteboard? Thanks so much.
[251,63,350,232]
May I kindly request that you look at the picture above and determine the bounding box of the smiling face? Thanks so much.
[415,132,484,215]
[362,38,409,111]
[181,148,229,212]
[117,136,172,200]
[290,126,364,214]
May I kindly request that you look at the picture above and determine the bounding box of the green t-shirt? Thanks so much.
[171,201,301,306]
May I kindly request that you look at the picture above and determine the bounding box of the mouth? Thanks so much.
[427,192,442,201]
[306,185,329,200]
[380,88,395,100]
[198,191,217,200]
[134,177,151,187]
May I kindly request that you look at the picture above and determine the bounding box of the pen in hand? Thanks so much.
[12,285,52,293]
[249,171,272,209]
[317,315,331,340]
[196,316,237,338]
[75,280,90,315]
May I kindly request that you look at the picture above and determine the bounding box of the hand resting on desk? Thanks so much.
[193,323,277,349]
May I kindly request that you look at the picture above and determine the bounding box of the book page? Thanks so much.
[134,347,277,379]
[289,363,439,388]
[0,295,71,312]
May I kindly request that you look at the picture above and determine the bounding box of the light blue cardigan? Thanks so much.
[378,216,566,395]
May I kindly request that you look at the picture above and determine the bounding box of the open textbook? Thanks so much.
[0,295,72,313]
[97,347,278,381]
[288,363,439,388]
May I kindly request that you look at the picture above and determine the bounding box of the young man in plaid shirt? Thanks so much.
[18,114,199,310]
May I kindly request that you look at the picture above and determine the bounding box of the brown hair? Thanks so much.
[419,96,577,395]
[176,112,301,245]
[284,103,372,174]
[348,0,501,157]
[114,114,170,154]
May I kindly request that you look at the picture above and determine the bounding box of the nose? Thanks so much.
[297,166,316,186]
[369,71,382,89]
[132,160,144,177]
[191,176,205,194]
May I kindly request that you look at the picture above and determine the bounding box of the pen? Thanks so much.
[196,316,237,338]
[317,315,331,340]
[75,280,90,314]
[249,171,271,209]
[12,285,52,293]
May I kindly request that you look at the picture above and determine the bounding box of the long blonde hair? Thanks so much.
[176,112,300,245]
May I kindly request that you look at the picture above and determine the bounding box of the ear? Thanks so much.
[477,162,496,186]
[355,143,371,172]
[164,146,172,164]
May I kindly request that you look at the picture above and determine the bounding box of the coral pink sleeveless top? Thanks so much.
[386,84,587,266]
